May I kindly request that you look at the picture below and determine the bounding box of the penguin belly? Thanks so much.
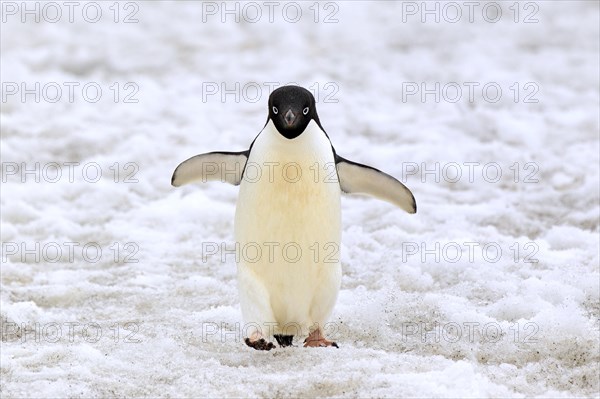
[234,121,342,337]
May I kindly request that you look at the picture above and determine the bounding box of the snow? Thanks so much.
[1,1,599,397]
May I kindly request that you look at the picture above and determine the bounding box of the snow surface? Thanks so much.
[1,1,599,397]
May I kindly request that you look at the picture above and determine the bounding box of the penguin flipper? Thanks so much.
[171,151,248,187]
[335,155,417,214]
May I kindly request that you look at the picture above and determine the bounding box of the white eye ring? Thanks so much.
[303,107,309,115]
[272,106,278,114]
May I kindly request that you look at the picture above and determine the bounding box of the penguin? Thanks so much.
[171,85,416,350]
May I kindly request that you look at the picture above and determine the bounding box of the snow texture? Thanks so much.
[1,1,599,397]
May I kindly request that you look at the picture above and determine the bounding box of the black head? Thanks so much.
[267,85,321,139]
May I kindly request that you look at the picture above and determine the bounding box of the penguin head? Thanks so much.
[268,85,321,139]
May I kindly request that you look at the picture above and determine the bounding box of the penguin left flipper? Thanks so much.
[171,151,248,187]
[335,155,417,214]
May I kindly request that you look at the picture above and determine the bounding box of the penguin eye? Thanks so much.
[303,107,309,115]
[272,107,278,114]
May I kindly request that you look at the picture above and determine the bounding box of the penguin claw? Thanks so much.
[303,337,339,348]
[245,337,275,351]
[303,328,339,348]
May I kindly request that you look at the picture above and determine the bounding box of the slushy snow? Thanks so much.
[1,1,599,397]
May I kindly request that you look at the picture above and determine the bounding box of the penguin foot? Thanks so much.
[274,334,294,347]
[245,337,275,351]
[303,329,339,348]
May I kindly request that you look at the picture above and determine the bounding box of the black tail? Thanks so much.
[273,334,294,347]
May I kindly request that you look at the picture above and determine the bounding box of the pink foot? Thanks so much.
[303,329,339,348]
[245,332,275,351]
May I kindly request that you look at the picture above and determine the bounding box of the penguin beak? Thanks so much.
[284,109,296,127]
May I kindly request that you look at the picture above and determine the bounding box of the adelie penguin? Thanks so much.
[171,85,416,350]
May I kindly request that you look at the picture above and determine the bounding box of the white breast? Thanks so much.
[234,120,342,335]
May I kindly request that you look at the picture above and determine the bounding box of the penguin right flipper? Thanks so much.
[171,151,248,187]
[335,155,417,214]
